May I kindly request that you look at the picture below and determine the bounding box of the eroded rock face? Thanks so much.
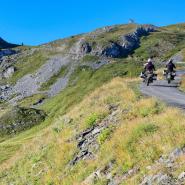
[141,173,175,185]
[83,164,140,185]
[82,146,185,185]
[0,56,71,104]
[80,42,92,55]
[70,25,156,59]
[103,25,157,58]
[2,66,15,78]
[0,49,19,80]
[102,43,123,58]
[70,38,92,57]
[0,85,13,101]
[83,162,115,185]
[140,147,185,185]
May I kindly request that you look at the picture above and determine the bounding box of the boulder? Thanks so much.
[2,66,15,78]
[102,43,123,57]
[70,38,92,57]
[80,42,92,55]
[140,173,174,185]
[178,171,185,181]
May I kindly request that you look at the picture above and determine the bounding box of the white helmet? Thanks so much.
[168,59,173,63]
[148,58,152,62]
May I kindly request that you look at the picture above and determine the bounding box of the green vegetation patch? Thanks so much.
[134,31,185,60]
[85,113,106,128]
[126,123,159,154]
[0,106,46,136]
[179,75,185,92]
[0,144,21,163]
[18,94,47,107]
[48,34,83,51]
[98,127,112,144]
[81,55,99,63]
[139,101,164,117]
[42,60,142,116]
[164,23,185,32]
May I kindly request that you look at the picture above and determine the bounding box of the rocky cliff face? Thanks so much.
[74,24,157,58]
[102,25,157,57]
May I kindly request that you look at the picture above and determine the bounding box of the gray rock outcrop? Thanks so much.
[102,25,157,58]
[2,66,15,78]
[70,38,92,58]
[70,104,120,166]
[12,56,71,100]
[140,147,185,185]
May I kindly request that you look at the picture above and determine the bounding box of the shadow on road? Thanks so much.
[150,84,179,88]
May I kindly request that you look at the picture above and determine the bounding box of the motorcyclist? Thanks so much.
[140,58,156,82]
[165,59,176,80]
[166,59,176,72]
[142,58,155,74]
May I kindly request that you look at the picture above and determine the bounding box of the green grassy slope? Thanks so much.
[0,58,142,164]
[134,25,185,61]
[1,78,185,184]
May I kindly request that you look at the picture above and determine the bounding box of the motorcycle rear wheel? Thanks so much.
[147,79,150,86]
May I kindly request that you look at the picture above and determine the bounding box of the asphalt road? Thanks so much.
[140,71,185,109]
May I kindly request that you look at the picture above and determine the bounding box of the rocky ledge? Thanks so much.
[75,24,157,58]
[70,104,120,166]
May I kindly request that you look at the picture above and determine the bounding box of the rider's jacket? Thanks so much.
[145,62,155,72]
[166,62,176,72]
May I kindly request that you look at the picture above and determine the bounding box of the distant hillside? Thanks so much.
[0,37,18,49]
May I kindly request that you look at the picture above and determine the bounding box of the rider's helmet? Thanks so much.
[148,58,152,63]
[168,59,173,63]
[144,58,152,67]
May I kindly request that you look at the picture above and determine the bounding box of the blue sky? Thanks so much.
[0,0,185,45]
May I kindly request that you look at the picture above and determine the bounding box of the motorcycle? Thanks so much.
[140,71,157,86]
[163,70,176,84]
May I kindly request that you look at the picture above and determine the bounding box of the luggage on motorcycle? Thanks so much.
[172,72,176,77]
[153,74,157,80]
[164,70,176,83]
[163,70,167,76]
[140,72,146,79]
[163,70,176,76]
[144,72,155,86]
